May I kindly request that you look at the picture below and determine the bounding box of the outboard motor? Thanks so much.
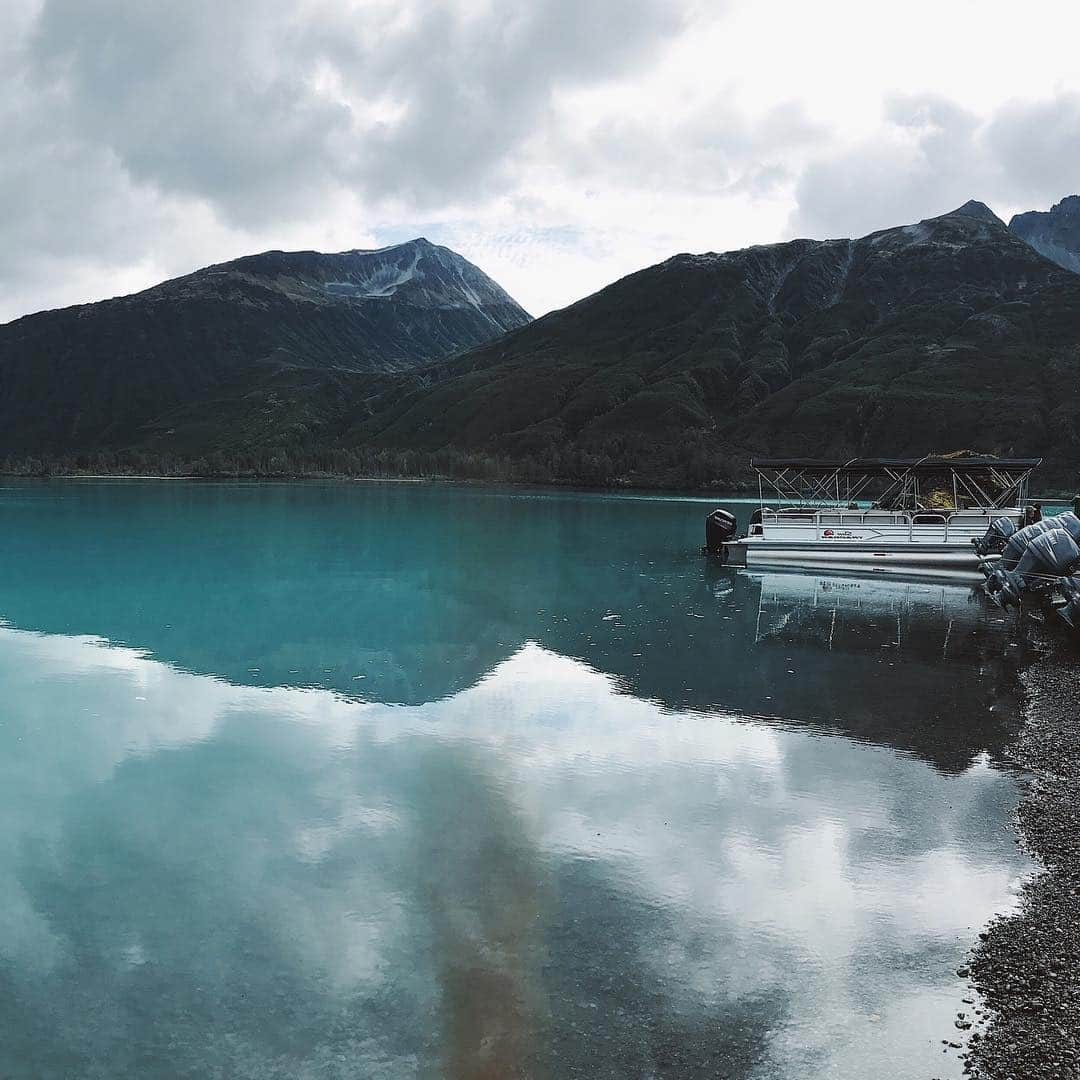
[1056,576,1080,629]
[986,519,1060,590]
[1052,511,1080,544]
[972,516,1017,557]
[999,528,1080,607]
[704,508,737,556]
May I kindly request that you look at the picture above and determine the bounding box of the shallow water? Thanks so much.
[0,480,1031,1078]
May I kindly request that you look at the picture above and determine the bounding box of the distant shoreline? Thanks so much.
[5,473,435,483]
[0,471,1069,502]
[0,471,753,498]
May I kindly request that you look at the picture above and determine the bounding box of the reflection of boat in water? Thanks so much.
[692,563,1030,771]
[746,568,995,659]
[705,457,1040,576]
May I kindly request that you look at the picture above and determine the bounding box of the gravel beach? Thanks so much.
[958,622,1080,1079]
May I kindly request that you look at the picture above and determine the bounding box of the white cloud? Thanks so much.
[3,0,1080,322]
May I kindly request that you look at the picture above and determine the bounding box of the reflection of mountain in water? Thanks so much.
[0,481,1027,772]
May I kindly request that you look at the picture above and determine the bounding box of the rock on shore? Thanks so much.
[961,624,1080,1078]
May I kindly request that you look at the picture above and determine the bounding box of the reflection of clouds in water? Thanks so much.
[0,628,1026,1079]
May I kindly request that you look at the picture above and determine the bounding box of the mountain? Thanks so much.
[0,239,529,456]
[1010,196,1080,274]
[6,202,1080,490]
[348,202,1080,487]
[955,198,1006,226]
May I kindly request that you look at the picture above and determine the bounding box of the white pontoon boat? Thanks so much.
[705,456,1042,576]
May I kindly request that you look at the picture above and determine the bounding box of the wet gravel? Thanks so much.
[955,623,1080,1079]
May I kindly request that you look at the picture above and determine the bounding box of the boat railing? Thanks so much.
[909,513,949,543]
[758,507,1007,542]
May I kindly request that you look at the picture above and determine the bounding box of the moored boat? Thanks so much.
[705,456,1042,577]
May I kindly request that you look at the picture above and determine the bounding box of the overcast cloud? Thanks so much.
[4,0,1080,322]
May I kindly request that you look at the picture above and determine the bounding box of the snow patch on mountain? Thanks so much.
[321,246,424,300]
[296,239,525,323]
[170,239,530,333]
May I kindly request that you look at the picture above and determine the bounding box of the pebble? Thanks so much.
[961,627,1080,1079]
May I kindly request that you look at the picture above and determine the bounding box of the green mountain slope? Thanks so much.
[5,202,1080,490]
[0,239,529,457]
[347,203,1080,487]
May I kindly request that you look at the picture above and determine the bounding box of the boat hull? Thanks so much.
[722,538,990,578]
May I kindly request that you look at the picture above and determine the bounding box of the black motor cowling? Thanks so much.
[1055,511,1080,543]
[986,515,1080,590]
[972,516,1017,557]
[999,528,1080,606]
[705,508,737,556]
[996,519,1059,573]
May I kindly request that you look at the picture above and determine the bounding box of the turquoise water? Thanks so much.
[0,480,1031,1078]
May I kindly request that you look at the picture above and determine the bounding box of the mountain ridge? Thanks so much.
[341,202,1080,487]
[1009,196,1080,276]
[0,238,530,456]
[3,238,529,328]
[4,201,1080,490]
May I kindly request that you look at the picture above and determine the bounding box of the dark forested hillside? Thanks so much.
[346,203,1080,488]
[0,239,529,457]
[4,203,1080,490]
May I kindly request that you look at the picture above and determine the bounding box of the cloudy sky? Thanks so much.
[5,0,1080,322]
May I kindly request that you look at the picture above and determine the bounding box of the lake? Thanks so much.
[0,480,1031,1079]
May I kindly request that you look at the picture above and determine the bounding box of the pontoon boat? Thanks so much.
[705,456,1042,576]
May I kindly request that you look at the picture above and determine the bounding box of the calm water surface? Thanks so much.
[0,481,1032,1079]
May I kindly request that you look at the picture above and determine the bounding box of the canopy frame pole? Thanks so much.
[748,458,1041,513]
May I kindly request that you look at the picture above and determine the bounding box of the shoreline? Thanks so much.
[0,471,1069,505]
[0,472,751,499]
[960,622,1080,1078]
[0,473,434,483]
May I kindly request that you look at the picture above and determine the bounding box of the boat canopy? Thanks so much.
[750,455,1041,511]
